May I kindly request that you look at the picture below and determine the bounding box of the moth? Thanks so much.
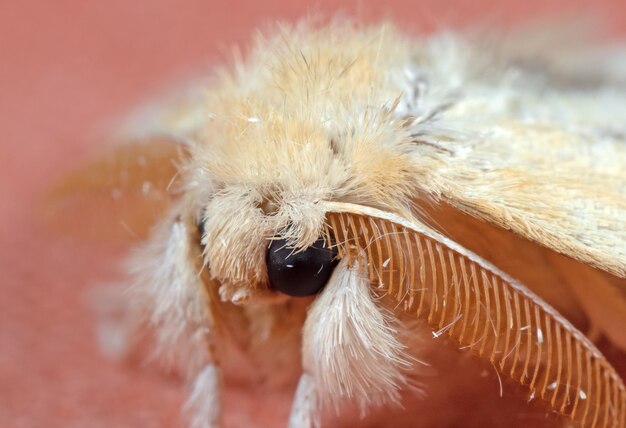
[49,19,626,428]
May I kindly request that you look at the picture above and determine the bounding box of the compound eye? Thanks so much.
[197,219,206,249]
[266,237,338,297]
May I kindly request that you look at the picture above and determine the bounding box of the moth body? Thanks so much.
[53,18,626,428]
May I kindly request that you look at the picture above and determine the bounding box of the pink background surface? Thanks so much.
[1,1,625,427]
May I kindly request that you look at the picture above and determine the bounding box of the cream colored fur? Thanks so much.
[301,258,412,424]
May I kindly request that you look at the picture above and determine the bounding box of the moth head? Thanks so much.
[193,181,336,299]
[185,24,423,301]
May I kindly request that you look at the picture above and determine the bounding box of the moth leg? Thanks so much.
[127,213,224,427]
[288,373,317,428]
[185,362,222,428]
[293,257,411,426]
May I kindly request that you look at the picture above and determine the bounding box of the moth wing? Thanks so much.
[404,24,626,349]
[420,119,626,350]
[407,23,626,277]
[43,138,187,244]
[493,17,626,87]
[426,120,626,278]
[43,82,209,245]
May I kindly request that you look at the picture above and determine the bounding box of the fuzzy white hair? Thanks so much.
[301,257,413,423]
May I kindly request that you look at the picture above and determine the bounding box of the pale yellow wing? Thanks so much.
[402,27,626,277]
[42,79,209,245]
[415,120,626,279]
[43,138,186,244]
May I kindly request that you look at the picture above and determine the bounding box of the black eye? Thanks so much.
[197,219,206,248]
[266,237,339,297]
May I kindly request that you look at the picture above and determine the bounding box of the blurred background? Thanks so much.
[1,1,625,427]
